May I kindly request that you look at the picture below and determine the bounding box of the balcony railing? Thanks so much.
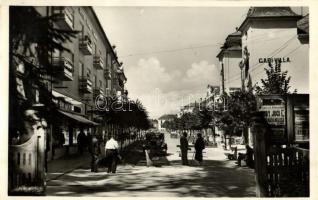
[52,57,74,81]
[93,56,104,70]
[94,87,104,97]
[79,35,93,55]
[79,76,93,93]
[53,7,74,31]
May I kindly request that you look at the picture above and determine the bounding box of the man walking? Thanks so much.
[180,132,189,165]
[105,135,119,173]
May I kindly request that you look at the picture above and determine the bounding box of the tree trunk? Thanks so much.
[243,125,249,145]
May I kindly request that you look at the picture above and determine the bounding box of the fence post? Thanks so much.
[251,112,268,197]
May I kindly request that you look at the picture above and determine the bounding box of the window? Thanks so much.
[99,50,102,56]
[99,80,102,88]
[79,62,84,76]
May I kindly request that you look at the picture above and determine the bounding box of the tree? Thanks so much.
[215,91,257,147]
[255,60,292,95]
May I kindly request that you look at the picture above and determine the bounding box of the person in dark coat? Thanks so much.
[194,133,205,164]
[180,132,189,165]
[90,134,100,172]
[77,128,86,154]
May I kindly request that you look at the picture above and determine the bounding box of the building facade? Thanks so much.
[36,6,128,159]
[217,31,242,94]
[238,7,309,93]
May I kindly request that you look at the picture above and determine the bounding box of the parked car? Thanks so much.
[144,132,168,156]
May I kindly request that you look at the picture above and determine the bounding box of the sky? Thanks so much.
[94,7,250,119]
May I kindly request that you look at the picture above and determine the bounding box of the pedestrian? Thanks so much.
[77,128,86,154]
[194,133,205,165]
[105,135,119,173]
[180,132,189,165]
[86,131,92,152]
[90,134,100,172]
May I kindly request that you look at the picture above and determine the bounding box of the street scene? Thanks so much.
[7,5,309,198]
[46,132,256,197]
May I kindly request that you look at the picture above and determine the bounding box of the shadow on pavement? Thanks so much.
[47,155,256,197]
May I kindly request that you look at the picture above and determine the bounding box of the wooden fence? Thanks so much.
[266,146,309,197]
[252,113,309,197]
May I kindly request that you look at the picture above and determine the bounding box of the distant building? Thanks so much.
[217,30,242,94]
[158,114,177,131]
[203,85,221,110]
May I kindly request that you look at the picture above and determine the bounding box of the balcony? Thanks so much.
[94,87,104,97]
[53,7,74,31]
[79,36,93,55]
[93,56,104,70]
[79,76,93,93]
[104,68,111,79]
[52,57,74,81]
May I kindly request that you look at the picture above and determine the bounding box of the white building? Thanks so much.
[217,31,242,94]
[238,7,309,93]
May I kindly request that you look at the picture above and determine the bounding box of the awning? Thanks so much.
[58,110,99,126]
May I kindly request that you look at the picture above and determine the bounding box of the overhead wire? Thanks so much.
[225,38,302,85]
[225,34,297,84]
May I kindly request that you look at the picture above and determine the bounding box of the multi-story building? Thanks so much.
[238,7,309,93]
[35,6,127,159]
[216,30,242,94]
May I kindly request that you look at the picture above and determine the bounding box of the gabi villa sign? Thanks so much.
[258,57,291,64]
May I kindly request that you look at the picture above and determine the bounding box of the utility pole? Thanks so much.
[221,62,225,94]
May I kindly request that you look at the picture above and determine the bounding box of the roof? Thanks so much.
[297,14,309,34]
[217,30,242,58]
[246,7,300,18]
[158,114,177,120]
[238,7,302,32]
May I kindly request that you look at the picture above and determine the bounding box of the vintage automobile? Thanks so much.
[143,132,168,156]
[170,131,178,138]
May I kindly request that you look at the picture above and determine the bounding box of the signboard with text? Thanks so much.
[257,94,309,145]
[258,95,287,144]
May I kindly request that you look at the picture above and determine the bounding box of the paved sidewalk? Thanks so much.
[47,137,256,197]
[47,151,91,181]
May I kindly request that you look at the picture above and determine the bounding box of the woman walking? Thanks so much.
[194,133,205,165]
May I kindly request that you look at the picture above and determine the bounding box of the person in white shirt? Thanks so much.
[105,135,119,173]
